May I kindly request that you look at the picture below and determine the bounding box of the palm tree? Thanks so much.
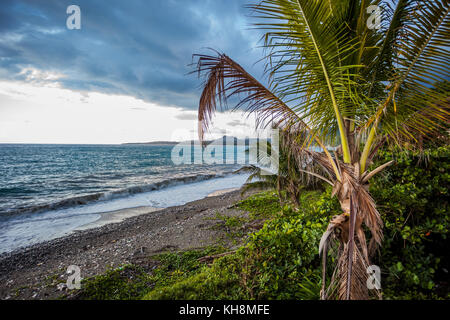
[237,130,325,206]
[193,0,449,299]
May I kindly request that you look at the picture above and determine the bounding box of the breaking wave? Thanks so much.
[0,172,232,218]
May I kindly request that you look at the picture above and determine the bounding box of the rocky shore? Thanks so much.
[0,189,253,300]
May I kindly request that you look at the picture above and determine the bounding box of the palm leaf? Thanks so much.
[248,0,371,162]
[193,51,308,141]
[365,0,450,144]
[193,51,343,180]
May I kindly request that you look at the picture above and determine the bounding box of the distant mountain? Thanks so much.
[122,136,263,146]
[122,141,179,146]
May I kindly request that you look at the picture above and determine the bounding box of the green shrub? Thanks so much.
[144,189,340,300]
[370,146,450,299]
[96,147,449,301]
[235,190,338,299]
[149,247,224,289]
[236,190,282,218]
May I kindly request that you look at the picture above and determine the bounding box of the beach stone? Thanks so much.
[0,189,257,299]
[57,283,68,291]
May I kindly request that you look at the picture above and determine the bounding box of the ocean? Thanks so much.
[0,144,250,253]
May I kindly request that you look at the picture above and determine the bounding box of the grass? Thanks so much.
[76,264,154,300]
[143,189,327,300]
[207,212,249,242]
[70,190,319,300]
[236,190,282,218]
[73,246,225,300]
[204,190,282,243]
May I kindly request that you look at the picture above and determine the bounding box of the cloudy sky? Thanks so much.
[0,0,266,143]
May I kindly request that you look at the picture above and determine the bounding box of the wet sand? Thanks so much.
[74,206,160,231]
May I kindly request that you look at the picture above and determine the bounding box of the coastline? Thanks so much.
[0,187,254,300]
[0,171,250,254]
[73,206,161,231]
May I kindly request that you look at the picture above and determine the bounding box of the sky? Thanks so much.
[0,0,266,143]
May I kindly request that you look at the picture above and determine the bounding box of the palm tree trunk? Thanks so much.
[320,164,383,300]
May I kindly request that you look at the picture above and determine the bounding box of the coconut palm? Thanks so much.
[237,130,325,205]
[193,0,449,299]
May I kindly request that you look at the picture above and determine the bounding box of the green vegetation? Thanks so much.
[193,0,449,299]
[78,264,154,300]
[76,147,449,300]
[203,191,281,243]
[144,189,340,300]
[143,147,449,300]
[207,212,249,242]
[236,191,283,218]
[76,246,225,300]
[370,147,450,299]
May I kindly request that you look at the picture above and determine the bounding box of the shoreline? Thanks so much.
[0,172,250,254]
[0,187,254,300]
[73,206,161,231]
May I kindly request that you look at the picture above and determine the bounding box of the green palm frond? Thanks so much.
[192,1,449,299]
[364,0,412,98]
[193,51,344,180]
[248,0,376,162]
[366,0,450,144]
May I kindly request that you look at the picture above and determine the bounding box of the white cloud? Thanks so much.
[0,80,257,144]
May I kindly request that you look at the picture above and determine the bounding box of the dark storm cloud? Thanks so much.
[0,0,266,109]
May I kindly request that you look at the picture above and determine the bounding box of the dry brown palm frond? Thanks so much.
[319,163,384,300]
[338,165,384,247]
[280,127,338,185]
[353,184,383,249]
[321,214,382,300]
[194,51,346,184]
[361,160,394,184]
[319,213,345,300]
[193,52,311,142]
[334,244,371,300]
